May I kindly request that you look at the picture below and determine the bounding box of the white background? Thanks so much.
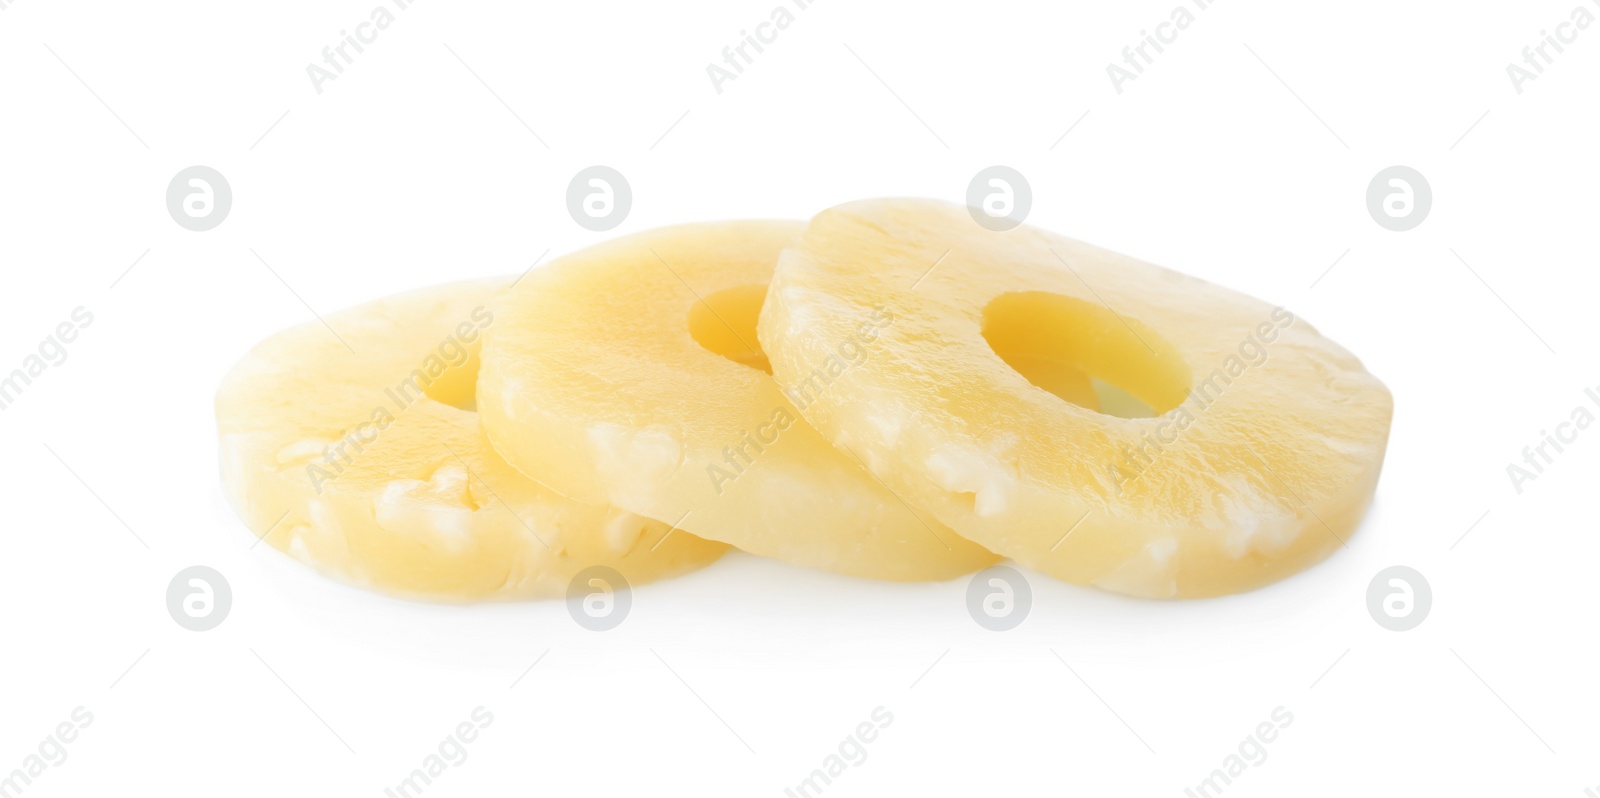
[2,0,1597,795]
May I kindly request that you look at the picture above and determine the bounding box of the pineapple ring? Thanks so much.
[478,222,1000,581]
[216,279,727,600]
[759,199,1393,598]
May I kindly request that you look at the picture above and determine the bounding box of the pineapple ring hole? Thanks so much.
[688,284,772,374]
[420,345,482,412]
[981,291,1192,419]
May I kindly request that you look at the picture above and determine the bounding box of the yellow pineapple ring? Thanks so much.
[216,279,726,599]
[478,222,999,581]
[759,199,1393,598]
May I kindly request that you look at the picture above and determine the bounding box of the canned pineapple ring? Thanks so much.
[479,221,999,581]
[216,278,726,599]
[759,199,1393,598]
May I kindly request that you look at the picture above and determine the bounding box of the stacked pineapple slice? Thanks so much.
[476,221,999,581]
[218,203,1390,601]
[215,279,726,599]
[761,200,1392,598]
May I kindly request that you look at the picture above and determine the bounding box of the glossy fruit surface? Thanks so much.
[216,279,726,599]
[479,222,998,581]
[760,199,1392,598]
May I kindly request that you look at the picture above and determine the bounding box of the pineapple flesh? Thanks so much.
[759,199,1393,599]
[477,222,1000,581]
[216,278,727,600]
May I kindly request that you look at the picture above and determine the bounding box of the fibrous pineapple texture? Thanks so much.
[216,278,726,599]
[759,199,1392,598]
[478,221,999,581]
